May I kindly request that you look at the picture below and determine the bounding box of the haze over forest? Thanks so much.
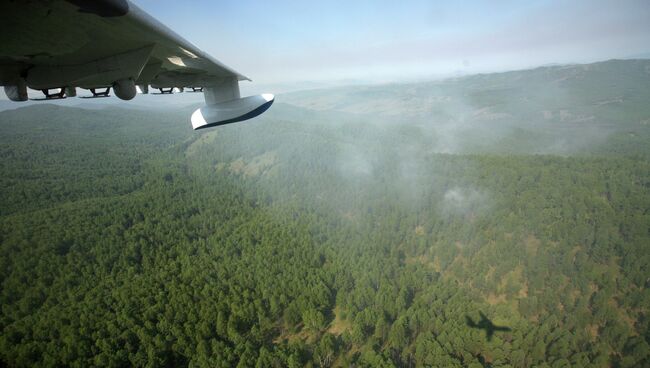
[1,59,650,367]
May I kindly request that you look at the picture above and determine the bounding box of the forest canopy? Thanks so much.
[1,59,649,367]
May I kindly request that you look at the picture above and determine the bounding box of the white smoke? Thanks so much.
[442,187,489,216]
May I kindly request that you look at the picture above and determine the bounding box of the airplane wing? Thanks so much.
[0,0,274,130]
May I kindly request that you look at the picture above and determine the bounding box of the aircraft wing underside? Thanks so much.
[0,0,273,129]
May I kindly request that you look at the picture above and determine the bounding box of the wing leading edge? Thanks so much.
[0,0,273,129]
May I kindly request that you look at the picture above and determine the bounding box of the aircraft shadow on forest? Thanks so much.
[465,311,512,341]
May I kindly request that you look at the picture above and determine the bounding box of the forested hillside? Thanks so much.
[1,59,649,367]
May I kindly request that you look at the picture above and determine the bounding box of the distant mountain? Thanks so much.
[280,59,650,120]
[624,52,650,59]
[274,59,650,156]
[0,99,20,112]
[3,59,649,157]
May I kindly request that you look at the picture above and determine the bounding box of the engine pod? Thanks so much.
[191,94,274,130]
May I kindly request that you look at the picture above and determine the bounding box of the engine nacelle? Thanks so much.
[4,79,28,101]
[191,94,274,130]
[113,78,136,100]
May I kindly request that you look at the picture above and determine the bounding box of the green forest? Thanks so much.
[1,59,649,367]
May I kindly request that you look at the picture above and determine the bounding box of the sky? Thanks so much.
[133,0,650,86]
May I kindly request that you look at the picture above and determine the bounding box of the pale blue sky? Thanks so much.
[132,0,650,85]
